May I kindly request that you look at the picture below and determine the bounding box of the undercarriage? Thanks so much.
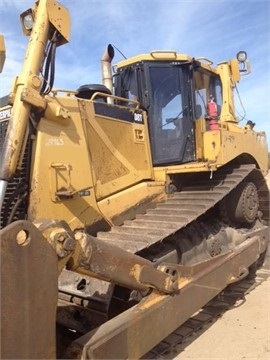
[1,163,268,359]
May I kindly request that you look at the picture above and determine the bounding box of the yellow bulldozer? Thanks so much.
[0,1,269,359]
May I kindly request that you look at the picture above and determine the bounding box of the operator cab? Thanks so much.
[114,54,222,166]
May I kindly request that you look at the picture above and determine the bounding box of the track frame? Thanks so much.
[66,226,268,359]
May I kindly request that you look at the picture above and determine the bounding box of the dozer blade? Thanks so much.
[65,229,268,359]
[0,220,58,359]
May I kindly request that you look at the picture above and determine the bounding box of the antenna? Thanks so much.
[112,44,127,60]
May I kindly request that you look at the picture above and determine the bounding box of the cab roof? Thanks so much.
[116,51,217,73]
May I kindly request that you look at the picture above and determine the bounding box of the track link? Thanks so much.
[96,164,256,253]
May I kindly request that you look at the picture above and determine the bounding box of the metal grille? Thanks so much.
[0,119,30,229]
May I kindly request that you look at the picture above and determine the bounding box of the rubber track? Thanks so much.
[96,164,256,253]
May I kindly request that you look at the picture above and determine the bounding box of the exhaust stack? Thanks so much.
[101,44,114,95]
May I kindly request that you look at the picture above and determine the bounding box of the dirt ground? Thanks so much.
[170,172,270,360]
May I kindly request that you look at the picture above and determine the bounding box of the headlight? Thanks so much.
[236,51,247,63]
[20,9,34,35]
[23,13,34,30]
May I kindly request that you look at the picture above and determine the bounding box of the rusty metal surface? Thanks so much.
[0,220,58,359]
[65,235,264,359]
[72,233,177,293]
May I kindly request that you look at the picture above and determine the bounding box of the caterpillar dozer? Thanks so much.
[0,1,269,359]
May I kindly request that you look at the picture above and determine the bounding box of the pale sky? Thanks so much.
[0,0,269,139]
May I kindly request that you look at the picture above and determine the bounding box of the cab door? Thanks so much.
[146,63,195,165]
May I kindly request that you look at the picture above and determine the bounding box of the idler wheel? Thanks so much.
[221,181,259,225]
